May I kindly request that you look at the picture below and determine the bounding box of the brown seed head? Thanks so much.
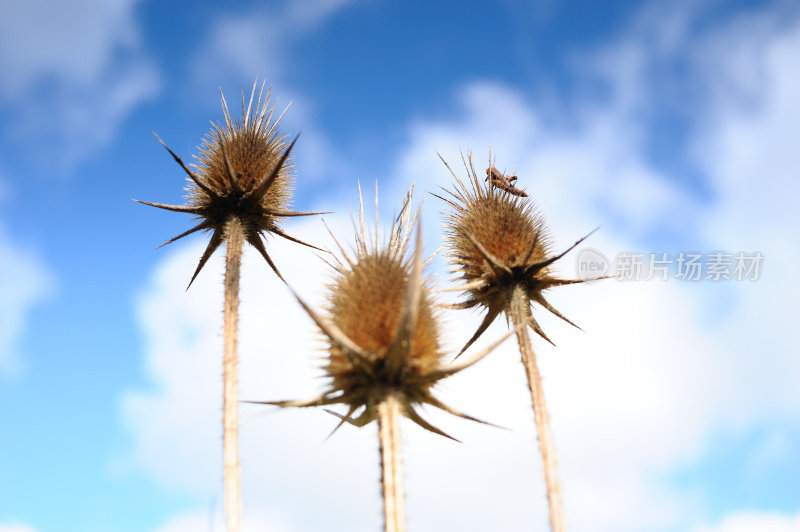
[451,185,551,287]
[327,249,442,382]
[136,79,326,287]
[436,150,600,356]
[252,185,515,440]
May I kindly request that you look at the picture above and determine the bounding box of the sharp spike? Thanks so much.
[186,229,224,290]
[255,80,267,126]
[374,180,379,251]
[424,245,443,266]
[219,87,233,131]
[543,275,615,287]
[533,293,582,331]
[247,134,299,202]
[357,180,367,250]
[430,191,461,210]
[443,278,489,292]
[464,232,511,274]
[262,209,333,218]
[272,226,327,253]
[452,307,502,360]
[323,405,361,440]
[244,78,258,127]
[387,221,423,374]
[288,287,376,374]
[152,132,217,198]
[520,231,541,266]
[528,314,556,346]
[154,221,212,250]
[243,393,340,409]
[321,215,355,267]
[436,151,461,182]
[247,234,286,283]
[396,198,422,258]
[529,227,601,273]
[404,407,460,442]
[220,144,242,195]
[262,89,277,132]
[274,100,292,129]
[133,199,203,214]
[424,395,504,429]
[428,313,532,380]
[437,299,480,310]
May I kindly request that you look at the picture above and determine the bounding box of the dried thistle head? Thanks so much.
[436,151,600,356]
[136,79,325,287]
[256,185,514,440]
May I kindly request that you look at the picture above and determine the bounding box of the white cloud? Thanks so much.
[191,0,357,86]
[0,227,54,377]
[189,0,358,185]
[686,5,800,421]
[385,6,800,530]
[123,214,384,530]
[127,2,800,531]
[153,509,293,532]
[0,0,159,169]
[692,511,800,532]
[383,82,711,531]
[0,523,39,532]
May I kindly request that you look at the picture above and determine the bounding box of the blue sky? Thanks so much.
[1,0,799,531]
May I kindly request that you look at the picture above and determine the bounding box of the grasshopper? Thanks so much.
[485,166,527,197]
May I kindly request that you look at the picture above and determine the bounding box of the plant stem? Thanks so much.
[509,285,565,532]
[378,393,406,532]
[223,217,243,532]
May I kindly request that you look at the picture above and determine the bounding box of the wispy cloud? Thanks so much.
[0,0,160,170]
[189,0,360,184]
[0,524,39,532]
[191,0,358,86]
[0,227,54,377]
[692,511,800,532]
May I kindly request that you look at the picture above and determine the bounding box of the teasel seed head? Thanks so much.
[135,78,327,287]
[435,150,603,357]
[250,184,518,440]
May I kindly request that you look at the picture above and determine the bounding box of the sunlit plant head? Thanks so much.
[435,150,601,356]
[257,184,514,440]
[136,78,323,287]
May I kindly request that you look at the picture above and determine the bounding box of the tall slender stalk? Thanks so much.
[139,81,326,532]
[509,285,565,532]
[378,393,406,532]
[223,217,244,532]
[250,188,519,532]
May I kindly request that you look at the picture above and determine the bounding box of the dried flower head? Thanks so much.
[254,185,514,440]
[136,79,324,287]
[436,151,600,356]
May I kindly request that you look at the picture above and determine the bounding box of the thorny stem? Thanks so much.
[509,285,565,532]
[223,217,243,532]
[378,393,406,532]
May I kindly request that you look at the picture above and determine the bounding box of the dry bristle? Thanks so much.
[452,193,550,281]
[188,87,294,232]
[252,186,508,440]
[441,162,555,309]
[194,120,292,210]
[438,151,597,355]
[139,80,325,285]
[327,251,442,387]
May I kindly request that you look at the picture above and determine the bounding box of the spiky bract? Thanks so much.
[137,79,323,287]
[256,185,514,440]
[436,151,596,356]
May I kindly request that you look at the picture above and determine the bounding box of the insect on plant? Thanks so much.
[485,165,528,197]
